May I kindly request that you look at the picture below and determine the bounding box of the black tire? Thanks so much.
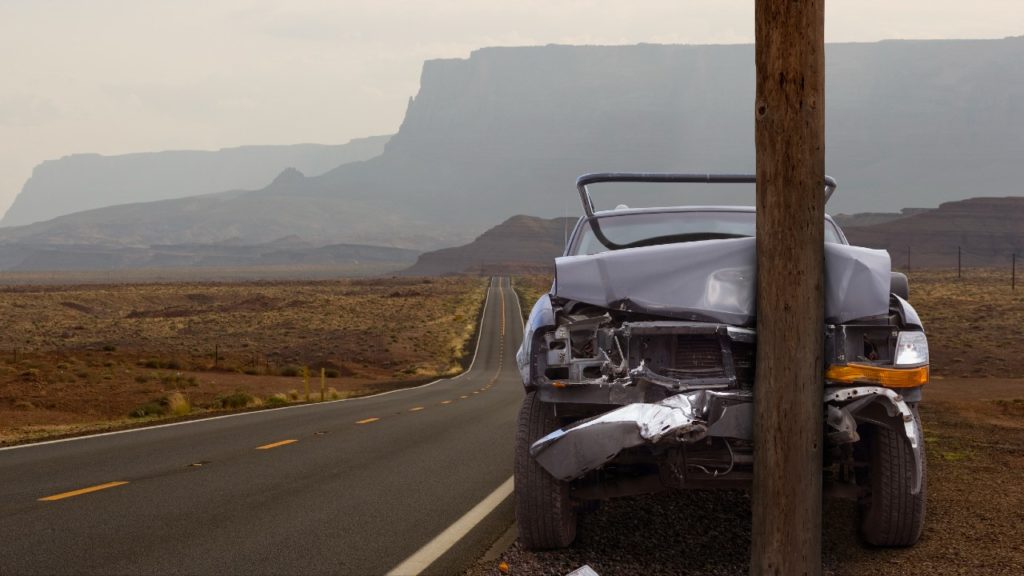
[515,391,577,550]
[860,406,926,546]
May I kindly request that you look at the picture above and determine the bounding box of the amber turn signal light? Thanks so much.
[825,363,928,388]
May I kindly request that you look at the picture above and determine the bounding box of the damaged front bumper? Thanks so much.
[530,385,923,494]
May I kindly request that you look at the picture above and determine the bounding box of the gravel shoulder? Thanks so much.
[467,378,1024,576]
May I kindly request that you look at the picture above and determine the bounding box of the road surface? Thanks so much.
[0,277,524,575]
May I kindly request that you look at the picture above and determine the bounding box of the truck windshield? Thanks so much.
[571,211,844,255]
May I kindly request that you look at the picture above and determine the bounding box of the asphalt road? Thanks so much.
[0,277,524,576]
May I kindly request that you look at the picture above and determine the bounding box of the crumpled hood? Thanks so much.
[554,237,891,326]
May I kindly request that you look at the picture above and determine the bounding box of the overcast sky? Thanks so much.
[1,1,1021,216]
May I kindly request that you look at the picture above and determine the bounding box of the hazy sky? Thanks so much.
[1,1,1021,216]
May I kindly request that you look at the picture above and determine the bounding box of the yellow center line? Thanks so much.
[460,395,469,399]
[39,481,129,502]
[441,400,453,405]
[409,406,425,412]
[256,439,297,450]
[356,417,380,425]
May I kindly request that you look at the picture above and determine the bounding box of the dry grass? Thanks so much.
[0,276,488,444]
[906,269,1024,378]
[512,275,552,321]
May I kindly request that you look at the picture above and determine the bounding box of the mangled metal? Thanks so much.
[824,386,923,494]
[531,385,923,496]
[530,392,708,482]
[552,237,892,326]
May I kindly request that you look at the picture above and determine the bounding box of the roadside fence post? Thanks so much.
[303,366,310,402]
[320,368,326,402]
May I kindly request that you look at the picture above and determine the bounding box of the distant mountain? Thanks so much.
[0,237,417,272]
[843,197,1024,268]
[1,136,390,227]
[832,208,929,229]
[403,215,573,275]
[3,39,1024,256]
[406,196,1024,276]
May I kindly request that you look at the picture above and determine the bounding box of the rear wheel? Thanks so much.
[860,405,926,546]
[515,392,577,550]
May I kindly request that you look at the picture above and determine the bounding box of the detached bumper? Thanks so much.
[530,385,923,494]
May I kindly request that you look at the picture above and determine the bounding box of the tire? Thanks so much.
[860,405,926,546]
[515,391,577,550]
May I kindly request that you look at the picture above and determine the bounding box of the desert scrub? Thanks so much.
[279,365,302,377]
[165,392,191,416]
[512,275,552,321]
[130,401,166,418]
[217,391,258,409]
[265,393,290,408]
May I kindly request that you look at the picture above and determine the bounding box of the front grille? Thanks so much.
[666,336,727,379]
[731,342,756,389]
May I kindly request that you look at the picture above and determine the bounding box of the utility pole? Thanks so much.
[958,246,961,278]
[752,1,825,575]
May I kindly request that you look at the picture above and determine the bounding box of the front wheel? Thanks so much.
[515,392,577,550]
[859,405,926,546]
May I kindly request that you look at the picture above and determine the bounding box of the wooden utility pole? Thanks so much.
[752,1,825,575]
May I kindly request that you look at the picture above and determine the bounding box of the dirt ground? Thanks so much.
[468,377,1024,576]
[0,276,488,444]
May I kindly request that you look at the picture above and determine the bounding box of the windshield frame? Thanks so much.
[565,208,848,256]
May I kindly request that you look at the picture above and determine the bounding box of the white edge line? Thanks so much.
[0,278,498,452]
[386,277,524,576]
[385,476,514,576]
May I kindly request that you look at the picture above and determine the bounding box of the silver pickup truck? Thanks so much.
[515,173,927,550]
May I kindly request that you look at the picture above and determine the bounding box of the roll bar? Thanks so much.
[575,172,839,218]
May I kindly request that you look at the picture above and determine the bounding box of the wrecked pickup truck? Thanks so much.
[515,173,927,550]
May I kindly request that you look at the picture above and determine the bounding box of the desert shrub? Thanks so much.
[102,344,117,352]
[130,401,166,418]
[166,392,191,416]
[13,400,34,410]
[266,393,289,408]
[327,387,341,400]
[287,389,300,400]
[19,369,41,382]
[324,368,340,378]
[218,391,255,409]
[134,374,150,384]
[142,358,181,370]
[243,367,260,375]
[279,365,301,377]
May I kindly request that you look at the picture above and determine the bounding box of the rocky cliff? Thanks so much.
[1,136,389,227]
[3,39,1024,256]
